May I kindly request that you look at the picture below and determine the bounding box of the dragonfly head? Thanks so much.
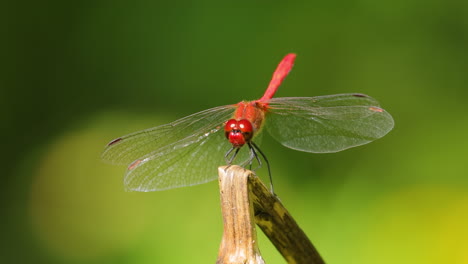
[225,119,253,147]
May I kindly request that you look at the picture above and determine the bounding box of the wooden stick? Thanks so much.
[217,165,325,264]
[217,165,265,264]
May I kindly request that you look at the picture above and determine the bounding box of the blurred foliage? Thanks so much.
[2,0,468,263]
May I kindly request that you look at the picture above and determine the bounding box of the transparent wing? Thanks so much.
[102,104,258,191]
[123,126,260,191]
[102,105,236,165]
[265,93,394,153]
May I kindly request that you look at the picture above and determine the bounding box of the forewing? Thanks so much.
[101,104,260,191]
[265,94,394,153]
[102,105,236,165]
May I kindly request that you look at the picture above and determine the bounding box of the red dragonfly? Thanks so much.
[102,54,394,192]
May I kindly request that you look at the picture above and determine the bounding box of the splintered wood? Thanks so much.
[216,166,325,264]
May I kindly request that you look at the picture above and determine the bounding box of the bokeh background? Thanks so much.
[3,1,468,263]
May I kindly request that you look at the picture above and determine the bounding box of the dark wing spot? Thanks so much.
[107,138,123,146]
[352,93,368,98]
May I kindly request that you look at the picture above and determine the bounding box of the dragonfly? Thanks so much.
[102,54,394,192]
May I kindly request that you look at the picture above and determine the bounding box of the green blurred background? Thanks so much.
[3,1,468,263]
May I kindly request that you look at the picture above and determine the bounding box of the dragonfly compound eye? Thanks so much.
[224,119,253,147]
[224,119,238,139]
[238,119,253,142]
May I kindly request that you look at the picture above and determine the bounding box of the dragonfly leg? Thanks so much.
[237,148,254,168]
[225,146,241,165]
[248,143,262,169]
[249,142,275,195]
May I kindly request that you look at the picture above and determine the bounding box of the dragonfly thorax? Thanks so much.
[224,119,254,147]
